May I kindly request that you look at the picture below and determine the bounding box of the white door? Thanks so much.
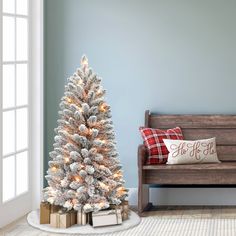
[0,0,31,227]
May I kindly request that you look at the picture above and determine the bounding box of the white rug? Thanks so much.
[4,215,236,236]
[27,210,140,235]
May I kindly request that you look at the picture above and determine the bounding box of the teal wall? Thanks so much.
[44,0,236,188]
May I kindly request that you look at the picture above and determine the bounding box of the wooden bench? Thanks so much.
[138,110,236,215]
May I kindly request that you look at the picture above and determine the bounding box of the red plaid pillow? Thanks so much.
[139,127,184,164]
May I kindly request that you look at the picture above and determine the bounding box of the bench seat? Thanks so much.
[142,162,236,185]
[143,162,236,170]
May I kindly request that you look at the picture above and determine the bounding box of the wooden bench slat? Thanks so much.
[217,146,236,161]
[145,169,236,185]
[143,162,236,170]
[182,129,236,145]
[149,114,236,129]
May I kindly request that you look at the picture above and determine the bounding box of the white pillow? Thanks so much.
[163,137,220,165]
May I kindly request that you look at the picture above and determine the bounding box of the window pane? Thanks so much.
[3,111,15,155]
[16,18,28,61]
[16,151,28,195]
[3,16,15,62]
[3,64,15,109]
[16,108,28,150]
[3,0,15,14]
[16,0,28,15]
[16,64,28,106]
[3,155,15,202]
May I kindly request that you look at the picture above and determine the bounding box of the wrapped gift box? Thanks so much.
[40,202,62,224]
[59,213,71,228]
[69,210,77,225]
[50,211,75,228]
[40,202,51,224]
[121,200,130,220]
[50,213,60,227]
[92,209,122,227]
[51,204,61,213]
[110,201,130,220]
[77,209,87,225]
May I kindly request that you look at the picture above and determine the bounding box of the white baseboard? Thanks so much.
[127,187,236,206]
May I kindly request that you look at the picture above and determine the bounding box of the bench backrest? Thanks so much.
[145,110,236,162]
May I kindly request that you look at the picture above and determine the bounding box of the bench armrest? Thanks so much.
[138,144,148,167]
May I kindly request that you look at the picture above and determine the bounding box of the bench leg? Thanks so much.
[138,170,153,216]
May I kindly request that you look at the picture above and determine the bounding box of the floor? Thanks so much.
[143,206,236,218]
[1,206,236,236]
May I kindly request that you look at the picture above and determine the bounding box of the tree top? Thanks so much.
[81,55,89,69]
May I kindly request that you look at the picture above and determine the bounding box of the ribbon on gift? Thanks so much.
[50,213,60,228]
[115,208,122,224]
[92,209,116,217]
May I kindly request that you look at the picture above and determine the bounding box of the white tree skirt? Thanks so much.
[27,210,140,235]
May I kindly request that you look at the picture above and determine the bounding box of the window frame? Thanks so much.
[1,0,30,204]
[0,0,43,227]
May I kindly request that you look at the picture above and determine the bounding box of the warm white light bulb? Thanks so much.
[51,166,57,172]
[100,103,107,112]
[114,173,120,178]
[78,79,83,85]
[81,55,88,68]
[74,176,81,182]
[67,97,72,103]
[117,187,125,192]
[100,165,105,170]
[72,198,78,204]
[99,182,109,191]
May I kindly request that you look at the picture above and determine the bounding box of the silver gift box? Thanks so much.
[92,209,122,227]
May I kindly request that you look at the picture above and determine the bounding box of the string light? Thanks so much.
[51,166,57,172]
[114,171,122,178]
[72,199,78,204]
[97,89,102,95]
[64,157,70,163]
[98,139,106,144]
[114,173,122,178]
[100,103,107,112]
[116,187,126,197]
[117,187,125,192]
[81,56,89,68]
[78,79,83,85]
[116,187,126,196]
[99,182,109,191]
[100,165,105,170]
[67,97,72,103]
[74,176,81,182]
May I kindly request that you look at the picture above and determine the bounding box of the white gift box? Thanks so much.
[92,209,122,227]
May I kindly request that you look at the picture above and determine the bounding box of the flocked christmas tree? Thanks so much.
[43,56,128,213]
